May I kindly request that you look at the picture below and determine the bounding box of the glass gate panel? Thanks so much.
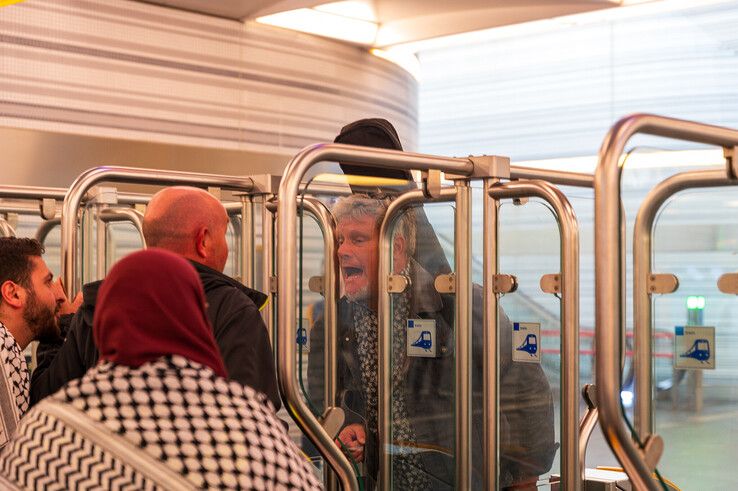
[496,196,561,488]
[652,186,738,491]
[388,200,456,489]
[296,168,417,488]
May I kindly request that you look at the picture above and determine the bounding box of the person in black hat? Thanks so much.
[307,119,557,489]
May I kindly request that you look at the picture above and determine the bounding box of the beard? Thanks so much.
[23,289,60,343]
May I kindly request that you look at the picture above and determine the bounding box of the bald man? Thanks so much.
[30,187,280,409]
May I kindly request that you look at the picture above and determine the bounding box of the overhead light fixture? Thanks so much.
[256,1,378,46]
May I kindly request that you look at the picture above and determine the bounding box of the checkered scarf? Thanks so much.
[0,322,28,448]
[0,355,322,490]
[351,263,429,489]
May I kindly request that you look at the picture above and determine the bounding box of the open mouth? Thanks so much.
[343,266,363,278]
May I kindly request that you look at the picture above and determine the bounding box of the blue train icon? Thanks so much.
[411,330,433,352]
[680,338,710,362]
[516,333,538,356]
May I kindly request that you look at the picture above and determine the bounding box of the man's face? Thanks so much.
[23,257,63,341]
[337,215,380,303]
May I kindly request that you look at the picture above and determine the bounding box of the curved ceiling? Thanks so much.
[139,0,626,47]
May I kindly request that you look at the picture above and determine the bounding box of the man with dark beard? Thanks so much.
[0,238,68,447]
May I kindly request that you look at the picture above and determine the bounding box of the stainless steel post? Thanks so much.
[241,196,254,287]
[595,113,738,490]
[95,206,107,280]
[378,187,457,490]
[489,179,580,490]
[633,169,732,435]
[300,198,339,491]
[483,178,500,490]
[277,143,474,491]
[261,195,274,339]
[61,166,254,296]
[455,180,473,490]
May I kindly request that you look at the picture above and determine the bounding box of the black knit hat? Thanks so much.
[334,118,403,151]
[334,118,410,182]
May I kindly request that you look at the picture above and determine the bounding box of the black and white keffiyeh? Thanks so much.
[0,322,29,448]
[0,355,322,490]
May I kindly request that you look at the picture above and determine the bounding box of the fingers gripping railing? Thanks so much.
[61,166,254,296]
[595,113,738,490]
[278,143,474,491]
[299,197,341,491]
[488,179,580,490]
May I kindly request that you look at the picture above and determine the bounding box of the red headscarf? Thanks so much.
[93,248,227,378]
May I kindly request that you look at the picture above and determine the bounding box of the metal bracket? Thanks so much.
[641,434,664,472]
[40,198,56,220]
[718,272,738,294]
[723,146,738,180]
[540,273,560,294]
[513,197,529,206]
[319,406,346,440]
[4,213,18,230]
[422,169,442,199]
[494,274,518,294]
[308,276,324,295]
[87,186,118,205]
[647,273,679,294]
[269,275,278,293]
[446,155,511,180]
[387,274,410,293]
[207,186,222,200]
[434,273,456,293]
[250,174,282,195]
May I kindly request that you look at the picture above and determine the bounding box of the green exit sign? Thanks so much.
[686,295,705,310]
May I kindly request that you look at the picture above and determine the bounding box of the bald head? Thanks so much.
[143,187,229,271]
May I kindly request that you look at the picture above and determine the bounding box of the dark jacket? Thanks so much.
[31,261,281,410]
[308,264,557,489]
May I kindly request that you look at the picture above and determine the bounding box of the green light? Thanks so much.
[686,295,705,310]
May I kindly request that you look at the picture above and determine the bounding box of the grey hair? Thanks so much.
[331,194,416,254]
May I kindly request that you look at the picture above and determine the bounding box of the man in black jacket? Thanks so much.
[30,186,280,409]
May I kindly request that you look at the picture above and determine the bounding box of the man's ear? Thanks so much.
[194,226,210,259]
[0,280,24,309]
[393,235,406,258]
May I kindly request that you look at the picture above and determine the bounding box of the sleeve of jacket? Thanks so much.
[30,307,98,406]
[212,289,281,411]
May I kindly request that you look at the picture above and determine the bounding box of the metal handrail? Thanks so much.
[489,179,580,490]
[633,169,733,435]
[61,166,254,296]
[594,113,738,490]
[510,167,594,188]
[278,143,475,491]
[377,187,460,490]
[299,198,340,491]
[35,217,61,245]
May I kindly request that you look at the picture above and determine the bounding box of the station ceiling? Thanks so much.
[138,0,627,47]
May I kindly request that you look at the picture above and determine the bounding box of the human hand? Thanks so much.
[54,278,83,316]
[336,423,366,462]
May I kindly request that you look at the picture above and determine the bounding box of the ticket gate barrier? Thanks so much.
[277,143,595,490]
[594,113,738,490]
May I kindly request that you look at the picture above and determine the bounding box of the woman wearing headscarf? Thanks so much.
[0,249,322,490]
